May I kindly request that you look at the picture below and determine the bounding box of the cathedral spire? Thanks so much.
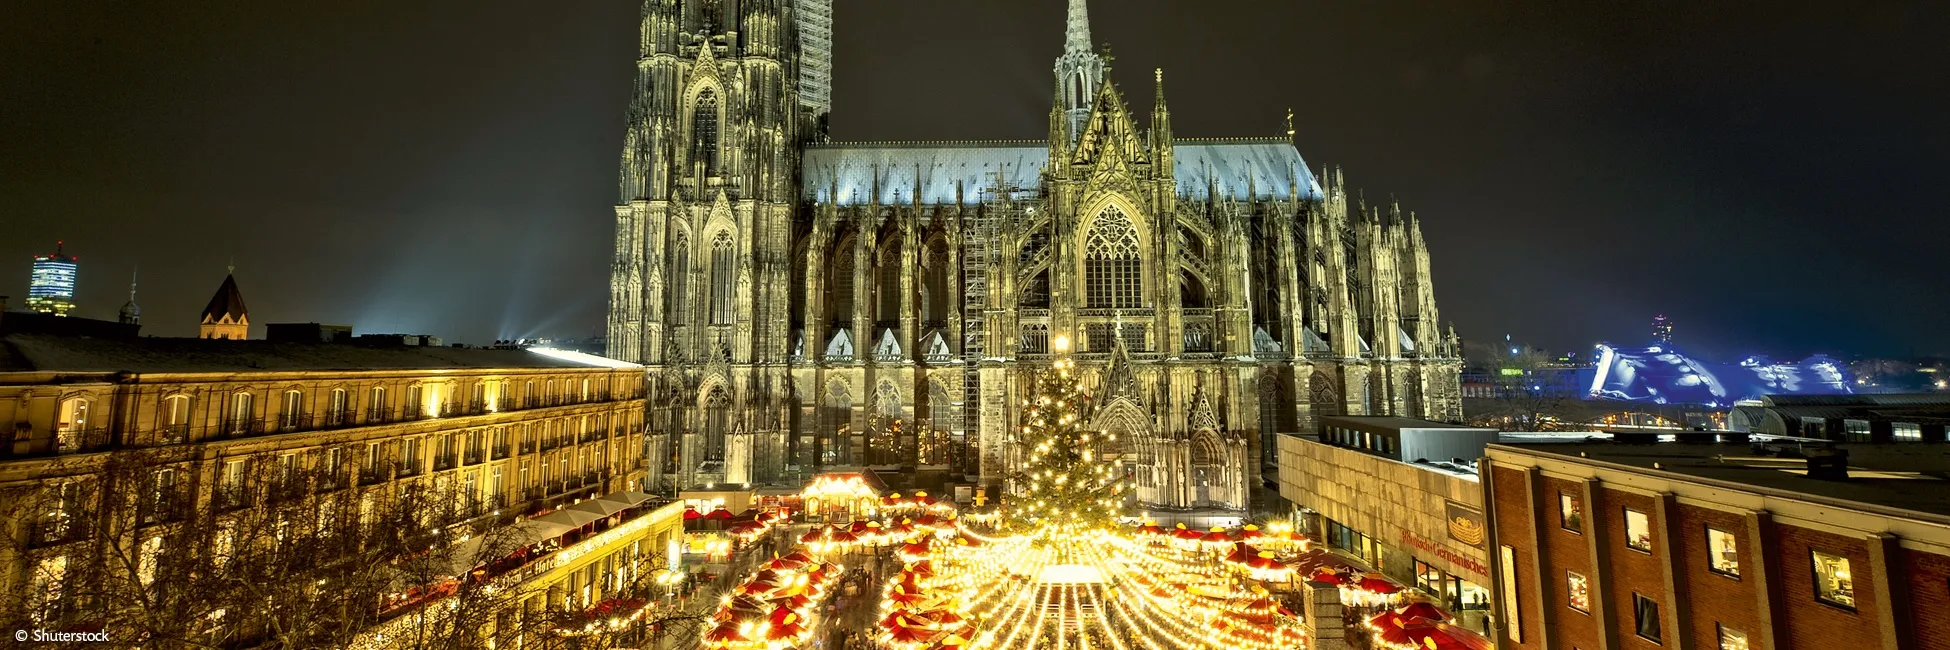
[1065,0,1093,55]
[1054,0,1103,146]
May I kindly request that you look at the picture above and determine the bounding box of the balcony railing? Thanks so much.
[154,424,189,445]
[359,465,388,485]
[29,517,88,547]
[278,412,310,431]
[218,419,263,439]
[519,439,537,454]
[53,427,111,454]
[214,485,252,511]
[491,443,511,460]
[432,453,456,471]
[398,459,422,477]
[317,471,347,493]
[464,448,485,465]
[140,495,190,526]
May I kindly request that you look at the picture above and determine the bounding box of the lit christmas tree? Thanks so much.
[1007,335,1128,532]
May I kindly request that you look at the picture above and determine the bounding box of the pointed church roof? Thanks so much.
[201,274,248,323]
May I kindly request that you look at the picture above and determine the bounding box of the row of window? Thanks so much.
[53,376,626,446]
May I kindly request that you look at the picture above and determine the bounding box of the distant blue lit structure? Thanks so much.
[26,241,79,317]
[1584,344,1852,406]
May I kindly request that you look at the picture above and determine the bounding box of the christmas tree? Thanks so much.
[1007,336,1127,532]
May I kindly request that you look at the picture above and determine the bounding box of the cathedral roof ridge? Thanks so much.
[1175,136,1293,145]
[807,139,1047,149]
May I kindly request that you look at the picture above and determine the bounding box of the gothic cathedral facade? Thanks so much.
[607,0,1463,512]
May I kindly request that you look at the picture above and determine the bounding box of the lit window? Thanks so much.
[1559,492,1583,533]
[1633,593,1661,643]
[1499,546,1522,643]
[1566,571,1590,613]
[1707,527,1739,577]
[1717,625,1748,650]
[1811,550,1856,608]
[1625,508,1652,552]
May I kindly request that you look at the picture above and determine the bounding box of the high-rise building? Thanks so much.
[1652,313,1673,344]
[25,241,78,317]
[604,0,1465,511]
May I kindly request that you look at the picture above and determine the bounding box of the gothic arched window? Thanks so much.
[876,234,902,325]
[1085,207,1143,309]
[704,388,729,461]
[692,90,720,175]
[670,233,691,324]
[827,235,856,325]
[924,237,950,324]
[927,382,956,466]
[710,231,735,325]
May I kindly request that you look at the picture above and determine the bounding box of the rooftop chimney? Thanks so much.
[1805,447,1850,481]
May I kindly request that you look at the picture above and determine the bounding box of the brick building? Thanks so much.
[1483,437,1950,650]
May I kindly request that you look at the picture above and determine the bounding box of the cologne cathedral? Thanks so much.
[607,0,1463,512]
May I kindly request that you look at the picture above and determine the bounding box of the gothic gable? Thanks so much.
[1072,82,1147,167]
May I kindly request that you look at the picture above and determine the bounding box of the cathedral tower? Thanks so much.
[1054,0,1104,146]
[606,1,1465,509]
[610,0,808,489]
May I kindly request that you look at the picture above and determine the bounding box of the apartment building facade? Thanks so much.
[0,333,649,644]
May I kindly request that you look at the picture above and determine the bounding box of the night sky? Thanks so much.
[4,1,1945,360]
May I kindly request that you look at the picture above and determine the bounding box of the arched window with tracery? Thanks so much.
[826,235,856,326]
[670,233,691,324]
[1084,207,1143,309]
[710,231,735,325]
[927,382,957,466]
[924,237,950,325]
[876,234,903,325]
[692,89,720,175]
[704,388,730,461]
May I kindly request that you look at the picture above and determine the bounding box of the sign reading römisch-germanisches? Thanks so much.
[1445,500,1487,548]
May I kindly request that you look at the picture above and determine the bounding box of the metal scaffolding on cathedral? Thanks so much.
[606,0,1464,512]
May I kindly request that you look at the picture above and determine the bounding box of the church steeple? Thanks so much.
[1053,0,1104,146]
[118,266,140,325]
[1065,0,1093,53]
